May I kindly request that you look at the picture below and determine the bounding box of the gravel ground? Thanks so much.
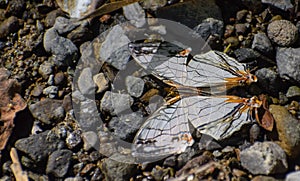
[0,0,300,181]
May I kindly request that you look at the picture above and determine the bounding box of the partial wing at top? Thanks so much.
[128,41,256,94]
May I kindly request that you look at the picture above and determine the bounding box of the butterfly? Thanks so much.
[128,40,273,161]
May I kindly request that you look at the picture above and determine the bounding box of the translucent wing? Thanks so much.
[129,41,255,92]
[185,95,252,140]
[132,97,194,161]
[132,95,255,160]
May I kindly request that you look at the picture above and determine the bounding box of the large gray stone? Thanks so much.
[240,141,288,175]
[276,47,300,83]
[15,131,65,162]
[46,149,73,177]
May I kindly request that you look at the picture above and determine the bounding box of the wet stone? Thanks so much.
[100,91,134,116]
[108,112,144,140]
[286,86,300,98]
[267,20,298,47]
[46,149,73,177]
[269,105,300,158]
[193,18,224,40]
[82,131,98,151]
[101,155,137,181]
[285,171,300,181]
[15,130,65,162]
[123,2,146,28]
[78,67,96,95]
[240,141,288,175]
[125,76,144,98]
[43,85,58,98]
[99,25,131,70]
[0,16,20,39]
[43,27,78,66]
[262,0,293,11]
[276,47,300,82]
[29,98,65,125]
[252,32,273,55]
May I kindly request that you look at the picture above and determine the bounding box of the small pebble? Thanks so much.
[0,16,19,39]
[43,85,58,98]
[54,72,65,85]
[100,91,134,116]
[125,76,145,98]
[38,61,53,79]
[93,73,109,93]
[77,67,96,95]
[123,2,146,28]
[82,131,98,151]
[286,86,300,98]
[252,32,273,55]
[267,20,298,46]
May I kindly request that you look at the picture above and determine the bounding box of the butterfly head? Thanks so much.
[245,70,257,84]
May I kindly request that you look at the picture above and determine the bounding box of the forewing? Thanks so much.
[132,99,194,161]
[185,51,246,88]
[185,96,251,141]
[130,41,248,91]
[129,42,188,85]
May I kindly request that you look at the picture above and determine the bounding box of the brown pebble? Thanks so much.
[0,16,20,39]
[54,72,65,85]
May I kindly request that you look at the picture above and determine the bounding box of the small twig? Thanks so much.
[10,148,28,181]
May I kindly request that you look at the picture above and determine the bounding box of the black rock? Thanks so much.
[29,99,65,125]
[156,0,222,28]
[108,112,144,141]
[101,155,137,181]
[46,149,73,177]
[233,48,260,63]
[15,130,65,162]
[252,32,273,55]
[255,68,282,95]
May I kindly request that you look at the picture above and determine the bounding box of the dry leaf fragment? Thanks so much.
[0,68,27,151]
